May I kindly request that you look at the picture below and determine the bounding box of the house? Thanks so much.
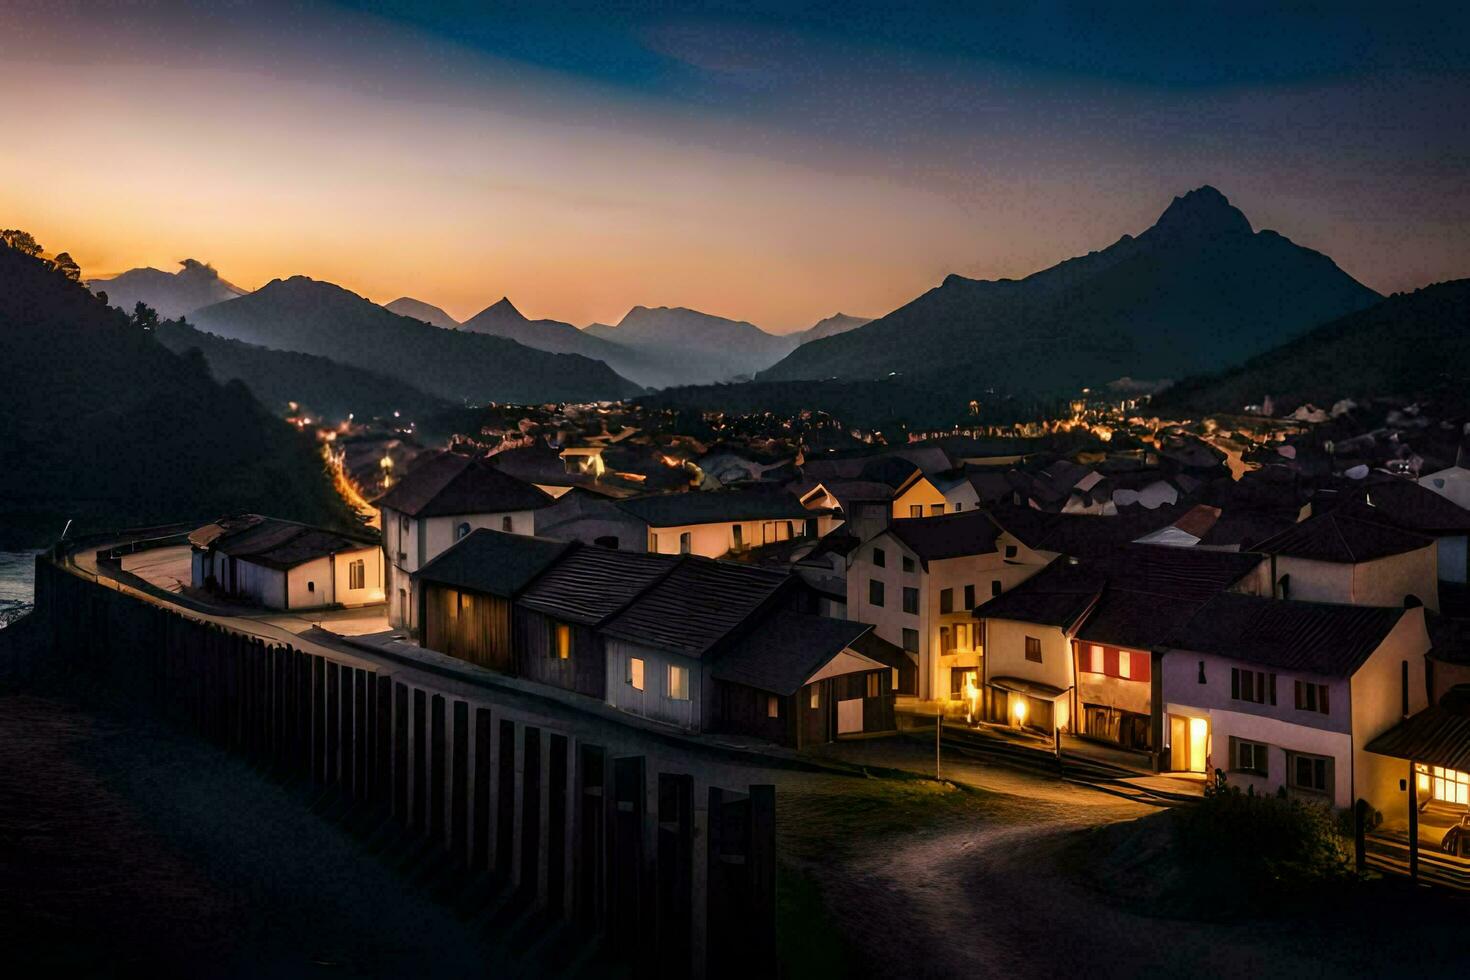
[377,451,556,632]
[188,515,383,611]
[1419,456,1470,511]
[531,488,652,551]
[1252,509,1439,610]
[615,487,824,558]
[1335,480,1470,584]
[796,480,895,542]
[1365,685,1470,834]
[972,545,1267,743]
[411,528,573,673]
[513,547,679,699]
[802,454,948,521]
[847,510,1050,705]
[1157,593,1430,809]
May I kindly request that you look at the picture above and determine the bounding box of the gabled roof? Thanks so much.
[1252,510,1433,563]
[1167,592,1406,677]
[412,528,572,596]
[378,451,553,518]
[517,547,678,625]
[711,611,873,696]
[190,515,378,571]
[885,511,1001,566]
[1341,480,1470,535]
[971,559,1102,630]
[985,501,1187,559]
[615,488,815,528]
[1366,687,1470,771]
[602,557,791,657]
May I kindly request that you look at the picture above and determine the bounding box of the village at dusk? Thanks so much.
[1,2,1468,976]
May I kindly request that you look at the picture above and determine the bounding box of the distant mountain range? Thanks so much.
[586,305,796,386]
[155,319,448,422]
[791,312,871,344]
[189,277,642,405]
[88,258,246,320]
[1161,279,1470,415]
[759,187,1381,399]
[383,296,459,330]
[0,244,349,546]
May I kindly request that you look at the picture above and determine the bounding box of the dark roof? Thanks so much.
[886,511,1001,565]
[712,612,872,696]
[859,455,922,489]
[985,501,1188,559]
[602,557,791,657]
[517,547,678,625]
[1083,545,1265,602]
[1167,592,1406,677]
[191,515,378,571]
[1195,508,1300,550]
[1366,688,1470,771]
[615,488,814,528]
[972,559,1102,630]
[1077,592,1208,651]
[412,529,572,596]
[377,451,553,518]
[1341,480,1470,535]
[1252,510,1432,563]
[848,629,913,671]
[1427,611,1470,666]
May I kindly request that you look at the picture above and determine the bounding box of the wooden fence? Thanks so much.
[36,555,777,977]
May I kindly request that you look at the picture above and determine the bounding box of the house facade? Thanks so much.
[189,515,383,611]
[1254,510,1439,610]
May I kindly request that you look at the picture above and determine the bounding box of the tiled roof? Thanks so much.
[377,451,553,518]
[192,515,377,571]
[517,547,678,625]
[886,510,1001,564]
[1365,688,1470,772]
[1167,592,1405,677]
[412,528,572,596]
[986,501,1188,559]
[602,557,791,657]
[711,611,872,696]
[615,488,815,528]
[971,559,1102,630]
[1341,480,1470,535]
[1252,510,1432,563]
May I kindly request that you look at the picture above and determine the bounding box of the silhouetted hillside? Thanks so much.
[0,244,351,546]
[383,297,459,330]
[586,305,795,385]
[457,296,662,385]
[761,187,1380,403]
[792,312,871,345]
[190,277,642,404]
[1160,280,1470,415]
[156,319,448,422]
[89,259,246,320]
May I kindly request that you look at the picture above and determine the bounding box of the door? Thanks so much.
[1169,715,1208,773]
[836,698,863,734]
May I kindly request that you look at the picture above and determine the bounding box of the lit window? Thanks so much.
[810,686,820,709]
[349,559,365,590]
[554,623,571,660]
[929,504,944,516]
[767,695,779,718]
[1089,644,1104,673]
[628,657,645,691]
[909,505,922,518]
[1118,650,1132,679]
[866,673,880,698]
[667,664,689,701]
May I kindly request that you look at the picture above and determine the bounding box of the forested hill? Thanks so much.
[156,319,447,423]
[0,241,352,546]
[1159,280,1470,415]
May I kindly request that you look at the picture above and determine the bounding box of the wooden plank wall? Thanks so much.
[35,556,777,978]
[422,583,513,673]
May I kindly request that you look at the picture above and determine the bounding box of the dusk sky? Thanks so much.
[3,1,1467,331]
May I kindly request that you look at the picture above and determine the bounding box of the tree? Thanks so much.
[52,251,81,282]
[0,229,42,257]
[130,302,160,332]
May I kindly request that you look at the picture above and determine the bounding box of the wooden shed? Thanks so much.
[413,529,573,674]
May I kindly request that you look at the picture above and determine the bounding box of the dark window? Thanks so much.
[940,588,954,614]
[679,531,692,554]
[1004,545,1017,559]
[909,505,923,518]
[1231,668,1276,705]
[869,580,884,607]
[902,587,919,614]
[1025,636,1042,663]
[991,580,1001,597]
[902,628,919,653]
[873,547,886,568]
[456,522,471,540]
[1198,661,1206,684]
[1233,738,1269,776]
[964,584,976,609]
[1295,681,1330,714]
[866,673,880,698]
[501,516,513,532]
[902,555,915,573]
[1401,660,1410,716]
[306,581,314,593]
[1289,753,1331,793]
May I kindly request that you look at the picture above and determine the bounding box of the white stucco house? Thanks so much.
[1252,508,1440,610]
[376,451,555,632]
[189,515,383,611]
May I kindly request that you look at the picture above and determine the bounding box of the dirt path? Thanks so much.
[0,694,488,977]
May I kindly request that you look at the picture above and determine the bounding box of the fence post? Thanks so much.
[657,773,694,978]
[412,688,428,831]
[451,701,469,861]
[547,733,569,917]
[472,708,493,872]
[374,675,392,809]
[430,694,447,844]
[393,682,410,823]
[496,719,516,880]
[325,661,341,787]
[610,756,647,967]
[576,743,607,928]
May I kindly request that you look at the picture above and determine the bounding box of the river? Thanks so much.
[0,551,38,628]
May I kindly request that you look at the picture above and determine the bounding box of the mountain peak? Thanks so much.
[1151,185,1252,239]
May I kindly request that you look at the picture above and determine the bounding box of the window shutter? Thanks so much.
[1268,673,1277,706]
[1294,680,1303,710]
[1231,668,1240,700]
[1319,685,1329,715]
